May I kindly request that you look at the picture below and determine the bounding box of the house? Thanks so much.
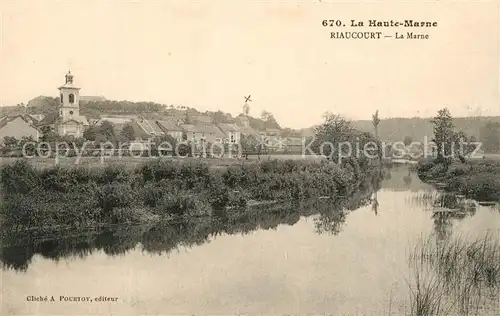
[284,136,304,153]
[217,123,241,144]
[259,128,282,150]
[91,115,136,133]
[156,119,184,141]
[130,117,164,140]
[180,123,225,144]
[0,115,40,144]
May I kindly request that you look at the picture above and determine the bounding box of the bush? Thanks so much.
[0,160,40,194]
[0,157,380,229]
[96,182,136,215]
[468,174,500,201]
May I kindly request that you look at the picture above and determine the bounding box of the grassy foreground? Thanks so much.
[0,157,379,230]
[408,233,500,315]
[416,159,500,202]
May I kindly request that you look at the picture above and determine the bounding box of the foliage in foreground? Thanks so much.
[408,233,500,315]
[0,158,379,229]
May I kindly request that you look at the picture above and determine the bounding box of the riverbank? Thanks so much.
[0,157,382,231]
[416,158,500,202]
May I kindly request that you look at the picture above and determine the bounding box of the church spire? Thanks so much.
[65,70,74,84]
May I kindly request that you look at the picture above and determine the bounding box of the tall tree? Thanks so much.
[372,110,380,140]
[431,108,454,161]
[372,110,381,159]
[120,123,136,141]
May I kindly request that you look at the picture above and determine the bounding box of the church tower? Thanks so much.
[59,70,81,120]
[56,70,87,138]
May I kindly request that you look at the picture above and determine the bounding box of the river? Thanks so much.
[1,165,500,315]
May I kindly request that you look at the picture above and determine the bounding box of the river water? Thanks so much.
[1,165,500,315]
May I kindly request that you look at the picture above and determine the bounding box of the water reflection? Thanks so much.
[1,180,377,272]
[2,165,500,315]
[0,165,493,273]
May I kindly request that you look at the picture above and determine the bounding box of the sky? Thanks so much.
[0,0,499,128]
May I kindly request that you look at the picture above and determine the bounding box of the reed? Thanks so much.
[408,232,500,315]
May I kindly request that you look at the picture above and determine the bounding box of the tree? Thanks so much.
[152,134,177,155]
[83,127,97,141]
[372,110,381,159]
[3,136,18,148]
[260,110,281,129]
[312,114,356,160]
[40,130,60,142]
[372,110,380,140]
[453,131,476,159]
[120,123,136,141]
[96,120,116,142]
[403,136,412,147]
[431,108,454,162]
[240,134,258,159]
[480,121,500,153]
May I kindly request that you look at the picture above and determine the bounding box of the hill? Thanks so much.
[351,116,500,142]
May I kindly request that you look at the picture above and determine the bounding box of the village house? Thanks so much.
[130,117,164,140]
[156,119,184,141]
[217,123,241,144]
[0,115,40,144]
[284,136,304,153]
[90,115,136,134]
[259,128,282,150]
[180,123,225,144]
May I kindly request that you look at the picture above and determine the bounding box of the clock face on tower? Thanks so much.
[69,111,74,115]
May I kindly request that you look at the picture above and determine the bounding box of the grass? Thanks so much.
[408,232,500,315]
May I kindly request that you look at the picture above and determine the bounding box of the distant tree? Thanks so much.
[26,96,59,115]
[40,130,60,142]
[260,110,281,129]
[312,114,355,160]
[3,136,18,148]
[212,111,227,124]
[480,121,500,153]
[240,134,258,159]
[431,108,454,162]
[403,136,412,147]
[453,131,476,158]
[97,120,116,141]
[120,123,136,141]
[372,110,380,139]
[372,110,381,159]
[83,127,97,141]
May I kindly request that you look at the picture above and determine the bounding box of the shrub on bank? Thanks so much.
[0,158,378,229]
[418,158,500,202]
